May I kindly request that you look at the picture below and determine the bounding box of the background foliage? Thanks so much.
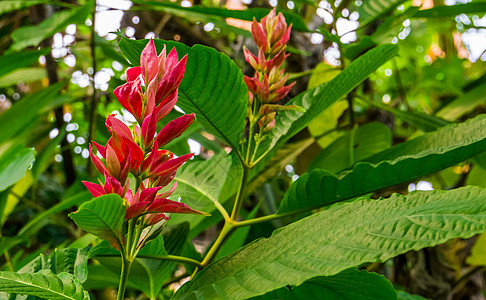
[1,0,486,299]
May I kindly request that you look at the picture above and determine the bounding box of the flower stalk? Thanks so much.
[195,9,297,271]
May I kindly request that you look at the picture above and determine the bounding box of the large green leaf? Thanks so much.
[118,38,247,158]
[0,68,46,88]
[436,83,486,121]
[0,49,50,77]
[10,0,93,51]
[0,270,89,300]
[0,146,35,192]
[175,186,486,299]
[357,0,408,26]
[18,248,90,283]
[69,194,126,249]
[131,1,309,32]
[250,269,396,300]
[413,2,486,18]
[0,0,45,16]
[254,44,398,162]
[279,114,486,213]
[173,153,232,212]
[169,153,237,230]
[361,99,449,132]
[308,122,391,173]
[0,82,65,146]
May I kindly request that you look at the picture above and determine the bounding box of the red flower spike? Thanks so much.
[155,90,178,121]
[114,78,144,122]
[155,53,187,105]
[106,115,133,140]
[150,170,177,188]
[158,182,177,198]
[251,18,269,52]
[145,214,168,226]
[82,181,105,198]
[150,153,193,177]
[156,113,195,147]
[147,198,208,216]
[126,66,141,81]
[140,142,172,174]
[83,37,203,229]
[105,144,122,179]
[82,173,127,199]
[157,46,167,78]
[142,112,157,148]
[141,39,159,85]
[89,144,108,175]
[92,141,106,160]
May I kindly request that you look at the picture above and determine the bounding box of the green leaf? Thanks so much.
[0,270,89,300]
[0,237,25,258]
[247,137,314,195]
[436,83,486,121]
[362,99,449,132]
[19,190,91,237]
[309,122,392,173]
[0,82,65,145]
[255,44,399,162]
[131,1,309,32]
[0,0,45,16]
[170,152,240,231]
[0,68,46,88]
[32,127,66,180]
[175,186,486,300]
[397,290,428,300]
[118,38,247,158]
[69,194,126,249]
[357,0,408,26]
[171,152,233,216]
[279,114,486,213]
[0,146,35,192]
[250,269,396,300]
[10,0,93,51]
[18,248,90,283]
[413,3,486,18]
[466,232,486,266]
[0,49,50,77]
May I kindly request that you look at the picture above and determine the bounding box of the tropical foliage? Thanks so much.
[1,0,486,299]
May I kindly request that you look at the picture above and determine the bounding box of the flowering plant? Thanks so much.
[70,40,206,299]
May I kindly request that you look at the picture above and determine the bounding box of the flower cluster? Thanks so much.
[243,9,299,132]
[83,40,203,227]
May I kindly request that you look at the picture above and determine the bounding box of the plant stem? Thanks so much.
[200,221,235,268]
[234,207,313,228]
[116,256,133,300]
[93,253,202,267]
[230,164,249,222]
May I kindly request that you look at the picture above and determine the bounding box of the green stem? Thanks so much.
[230,165,249,222]
[94,254,202,267]
[234,207,314,228]
[116,255,133,300]
[200,221,235,268]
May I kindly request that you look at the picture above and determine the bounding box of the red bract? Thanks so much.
[83,172,128,199]
[125,183,205,225]
[115,40,187,124]
[85,39,203,229]
[251,9,291,56]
